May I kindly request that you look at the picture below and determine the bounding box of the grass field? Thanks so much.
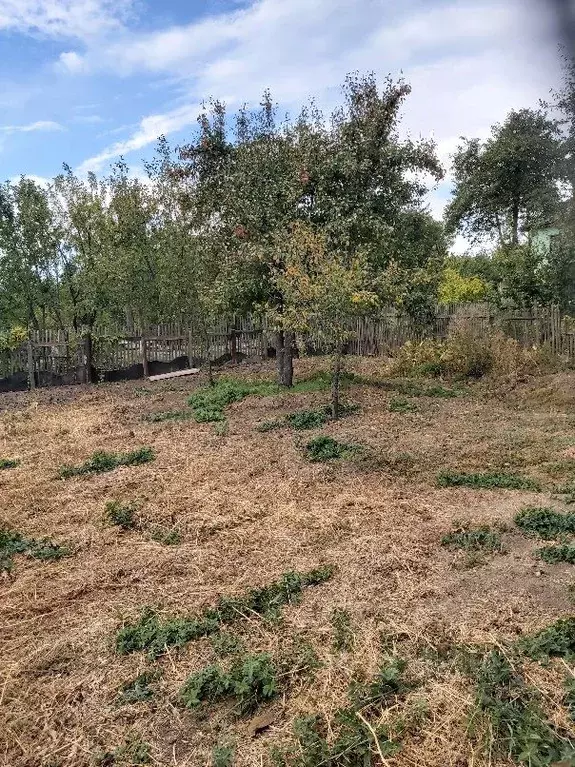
[1,357,575,767]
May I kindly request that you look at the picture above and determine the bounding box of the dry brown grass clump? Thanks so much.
[1,358,574,767]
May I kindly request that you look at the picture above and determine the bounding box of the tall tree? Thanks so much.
[0,177,63,330]
[445,109,564,247]
[176,74,443,386]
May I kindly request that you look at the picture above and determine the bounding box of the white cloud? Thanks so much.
[0,0,134,40]
[1,120,63,134]
[73,114,105,124]
[74,0,559,178]
[59,51,86,73]
[77,104,200,173]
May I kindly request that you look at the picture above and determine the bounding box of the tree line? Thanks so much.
[1,61,574,387]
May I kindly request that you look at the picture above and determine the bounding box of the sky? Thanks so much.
[0,0,566,243]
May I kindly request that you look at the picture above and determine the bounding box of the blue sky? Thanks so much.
[0,0,563,235]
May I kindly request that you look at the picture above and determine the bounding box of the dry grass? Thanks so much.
[1,358,574,767]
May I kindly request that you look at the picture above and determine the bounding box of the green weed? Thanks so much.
[441,525,503,553]
[0,527,69,572]
[272,658,408,766]
[331,608,354,652]
[143,410,192,423]
[118,671,160,704]
[536,544,575,564]
[518,618,575,662]
[212,743,235,767]
[115,566,334,657]
[188,373,357,424]
[96,733,151,765]
[564,676,575,721]
[353,375,462,398]
[255,419,283,432]
[555,481,575,504]
[149,526,181,545]
[104,501,138,530]
[213,420,228,436]
[515,506,575,539]
[470,649,574,765]
[59,447,155,478]
[188,378,280,422]
[210,632,244,656]
[437,470,541,491]
[304,436,359,462]
[388,397,418,413]
[180,652,277,714]
[0,458,19,470]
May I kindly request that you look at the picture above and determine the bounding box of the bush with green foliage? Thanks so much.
[59,447,155,478]
[515,506,575,539]
[438,470,541,491]
[304,436,359,462]
[0,527,69,572]
[180,652,277,713]
[116,566,334,657]
[0,458,19,470]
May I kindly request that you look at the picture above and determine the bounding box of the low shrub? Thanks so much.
[438,470,541,491]
[116,566,334,657]
[389,321,557,380]
[304,436,359,462]
[515,506,575,539]
[0,458,19,470]
[59,447,155,478]
[564,676,575,722]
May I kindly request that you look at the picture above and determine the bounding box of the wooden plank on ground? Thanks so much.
[148,368,200,382]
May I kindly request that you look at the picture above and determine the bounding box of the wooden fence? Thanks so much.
[1,305,574,391]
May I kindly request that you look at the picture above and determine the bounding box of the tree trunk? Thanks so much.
[204,330,214,387]
[511,201,520,246]
[331,348,343,420]
[275,330,294,387]
[83,331,93,384]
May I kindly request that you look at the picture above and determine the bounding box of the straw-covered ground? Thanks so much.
[1,357,575,767]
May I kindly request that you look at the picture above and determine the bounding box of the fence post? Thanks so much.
[27,333,36,391]
[83,331,93,384]
[140,333,149,378]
